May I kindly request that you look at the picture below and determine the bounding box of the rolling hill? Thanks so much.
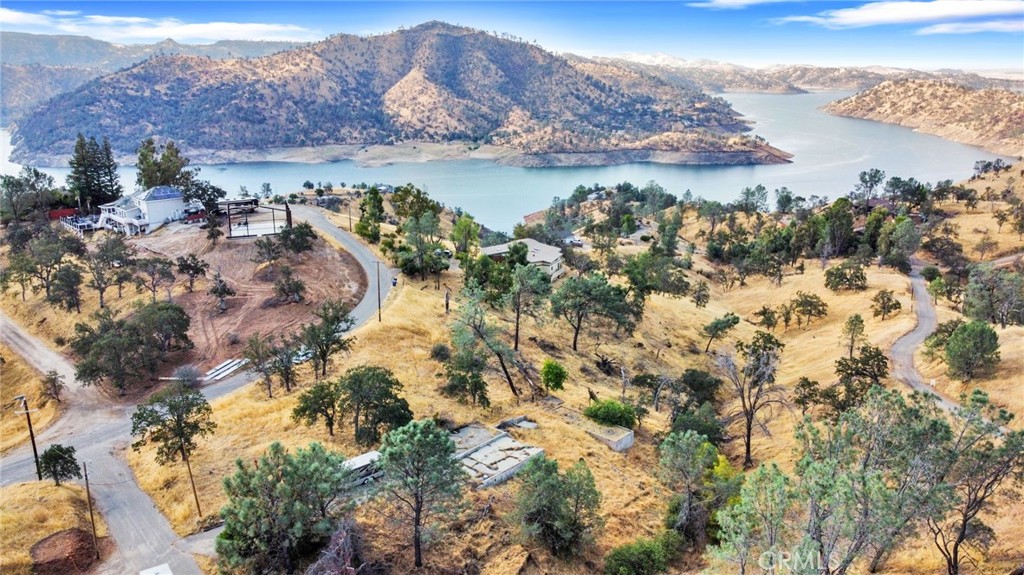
[824,79,1024,157]
[0,32,305,124]
[8,22,790,168]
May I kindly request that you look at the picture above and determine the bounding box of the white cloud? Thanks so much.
[917,19,1024,34]
[775,0,1024,28]
[687,0,804,9]
[0,7,52,25]
[0,7,321,44]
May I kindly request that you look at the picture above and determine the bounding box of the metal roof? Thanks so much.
[343,450,381,470]
[480,238,562,265]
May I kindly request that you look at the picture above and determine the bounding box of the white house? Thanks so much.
[97,186,189,235]
[480,238,565,279]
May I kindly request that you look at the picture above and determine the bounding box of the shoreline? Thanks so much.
[10,139,793,169]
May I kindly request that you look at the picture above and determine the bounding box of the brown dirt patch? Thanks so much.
[30,528,98,575]
[131,223,367,369]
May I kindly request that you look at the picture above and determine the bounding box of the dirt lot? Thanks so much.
[131,223,367,369]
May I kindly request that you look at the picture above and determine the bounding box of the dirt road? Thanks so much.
[0,207,394,573]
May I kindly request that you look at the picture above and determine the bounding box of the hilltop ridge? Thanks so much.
[9,22,790,168]
[824,79,1024,157]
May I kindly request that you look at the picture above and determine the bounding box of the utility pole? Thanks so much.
[83,462,100,559]
[376,261,382,322]
[348,201,353,232]
[181,438,202,519]
[13,395,41,480]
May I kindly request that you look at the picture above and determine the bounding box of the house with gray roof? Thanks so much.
[480,238,565,279]
[97,186,190,235]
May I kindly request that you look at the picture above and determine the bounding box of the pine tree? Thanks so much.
[217,442,354,574]
[514,456,603,558]
[97,136,124,205]
[67,134,99,212]
[378,420,466,568]
[67,134,122,213]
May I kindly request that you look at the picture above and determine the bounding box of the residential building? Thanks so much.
[97,186,189,235]
[480,238,565,279]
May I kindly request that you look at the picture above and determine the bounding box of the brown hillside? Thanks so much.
[825,79,1024,157]
[10,22,789,168]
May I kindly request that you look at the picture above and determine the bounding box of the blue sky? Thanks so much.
[1,1,1022,70]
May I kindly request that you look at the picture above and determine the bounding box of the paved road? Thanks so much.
[290,205,395,327]
[0,208,393,574]
[888,260,961,414]
[889,253,1024,417]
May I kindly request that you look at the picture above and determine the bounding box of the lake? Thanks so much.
[0,92,1011,233]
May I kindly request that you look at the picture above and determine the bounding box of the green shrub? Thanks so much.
[671,402,725,446]
[540,359,568,391]
[603,531,680,575]
[585,399,636,429]
[921,265,941,282]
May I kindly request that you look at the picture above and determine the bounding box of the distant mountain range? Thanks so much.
[609,53,1024,94]
[825,79,1024,157]
[4,24,1021,167]
[0,32,305,122]
[7,22,790,168]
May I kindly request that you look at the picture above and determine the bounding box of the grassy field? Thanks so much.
[128,242,975,573]
[0,482,108,575]
[0,231,156,349]
[915,295,1024,431]
[945,162,1024,260]
[9,193,1020,573]
[0,343,60,453]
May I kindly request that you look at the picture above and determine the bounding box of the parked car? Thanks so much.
[292,346,314,365]
[564,236,584,247]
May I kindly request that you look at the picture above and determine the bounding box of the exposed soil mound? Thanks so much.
[30,528,96,575]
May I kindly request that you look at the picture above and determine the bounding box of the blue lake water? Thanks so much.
[1,91,1011,233]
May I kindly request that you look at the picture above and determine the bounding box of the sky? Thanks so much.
[0,1,1022,70]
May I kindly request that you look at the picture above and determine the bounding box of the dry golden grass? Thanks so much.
[193,553,218,575]
[0,343,60,453]
[915,298,1024,432]
[123,205,1019,573]
[710,260,916,472]
[940,161,1024,261]
[0,482,108,575]
[0,231,161,350]
[126,246,922,568]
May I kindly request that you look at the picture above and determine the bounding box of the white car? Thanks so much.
[292,346,314,364]
[564,236,584,247]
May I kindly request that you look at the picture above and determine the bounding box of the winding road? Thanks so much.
[889,252,1023,416]
[2,205,1009,573]
[888,259,961,413]
[0,206,394,575]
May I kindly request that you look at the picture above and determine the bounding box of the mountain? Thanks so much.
[824,79,1024,157]
[589,55,803,94]
[8,22,791,168]
[0,32,307,123]
[0,32,305,68]
[609,55,1024,94]
[1,63,104,121]
[766,65,1024,93]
